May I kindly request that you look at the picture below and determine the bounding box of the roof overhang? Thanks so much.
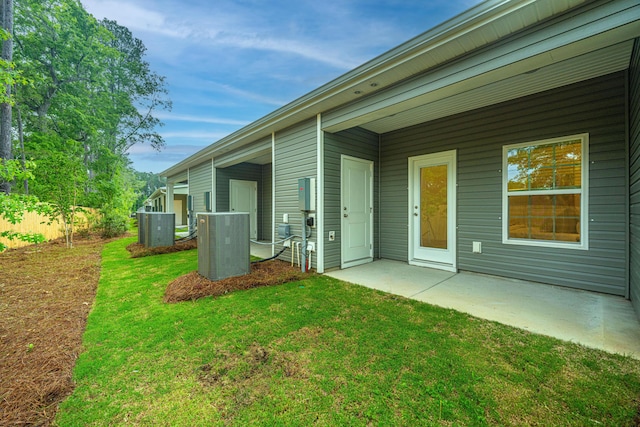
[323,0,640,133]
[160,0,638,177]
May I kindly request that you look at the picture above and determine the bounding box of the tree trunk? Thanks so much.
[16,103,26,193]
[0,0,13,195]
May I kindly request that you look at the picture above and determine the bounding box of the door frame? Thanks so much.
[408,150,457,272]
[341,155,374,269]
[229,179,258,240]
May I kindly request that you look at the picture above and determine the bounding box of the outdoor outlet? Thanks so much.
[328,231,335,241]
[283,240,291,248]
[472,241,482,254]
[283,213,289,224]
[307,242,315,252]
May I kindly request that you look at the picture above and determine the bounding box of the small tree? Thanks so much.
[30,147,86,248]
[87,146,136,238]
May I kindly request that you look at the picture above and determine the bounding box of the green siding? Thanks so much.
[262,163,273,241]
[630,39,640,315]
[216,163,271,240]
[380,72,628,296]
[189,160,213,213]
[274,119,317,266]
[324,128,379,270]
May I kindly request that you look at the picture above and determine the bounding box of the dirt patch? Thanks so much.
[164,260,307,303]
[0,236,106,426]
[126,238,197,258]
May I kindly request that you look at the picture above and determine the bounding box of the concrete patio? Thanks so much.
[325,259,640,359]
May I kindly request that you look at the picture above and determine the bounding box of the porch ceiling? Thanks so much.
[356,40,633,134]
[213,139,272,168]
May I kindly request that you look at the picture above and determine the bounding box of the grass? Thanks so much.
[56,236,640,426]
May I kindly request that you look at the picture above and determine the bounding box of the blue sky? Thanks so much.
[80,0,484,174]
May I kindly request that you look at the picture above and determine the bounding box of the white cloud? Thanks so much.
[81,0,189,38]
[203,31,360,70]
[208,82,288,107]
[81,0,362,70]
[160,131,229,140]
[127,142,205,155]
[154,112,250,126]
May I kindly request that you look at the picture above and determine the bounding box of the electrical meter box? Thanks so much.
[197,213,250,281]
[143,212,175,248]
[278,224,291,239]
[298,177,316,211]
[137,212,146,244]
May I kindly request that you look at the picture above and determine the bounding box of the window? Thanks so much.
[204,191,212,212]
[503,134,588,249]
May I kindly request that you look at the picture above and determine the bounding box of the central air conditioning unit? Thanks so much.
[197,213,250,281]
[143,212,175,248]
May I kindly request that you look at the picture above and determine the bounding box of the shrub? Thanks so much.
[99,212,129,238]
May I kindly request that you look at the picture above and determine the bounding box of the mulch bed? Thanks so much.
[0,236,105,426]
[165,260,308,303]
[126,238,197,258]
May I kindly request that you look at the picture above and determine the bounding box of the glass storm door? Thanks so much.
[409,150,456,271]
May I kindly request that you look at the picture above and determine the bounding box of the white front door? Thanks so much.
[341,156,373,268]
[230,179,258,239]
[409,150,457,272]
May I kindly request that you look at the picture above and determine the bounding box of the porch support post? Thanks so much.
[316,113,324,273]
[166,183,174,213]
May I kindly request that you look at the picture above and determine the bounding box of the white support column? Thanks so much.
[271,131,276,257]
[166,183,174,213]
[316,113,325,273]
[211,158,217,213]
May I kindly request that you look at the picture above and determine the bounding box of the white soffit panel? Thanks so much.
[213,139,272,168]
[360,40,633,134]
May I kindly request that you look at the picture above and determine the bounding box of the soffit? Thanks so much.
[322,1,640,134]
[359,40,633,134]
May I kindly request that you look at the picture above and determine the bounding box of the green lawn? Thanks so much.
[56,237,640,426]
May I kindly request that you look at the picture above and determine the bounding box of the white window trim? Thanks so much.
[502,133,589,250]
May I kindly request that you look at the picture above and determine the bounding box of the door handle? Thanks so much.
[414,213,418,216]
[344,214,348,218]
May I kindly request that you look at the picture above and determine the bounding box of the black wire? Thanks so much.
[175,229,197,242]
[251,246,287,264]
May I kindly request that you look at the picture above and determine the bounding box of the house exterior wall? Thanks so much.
[630,38,640,315]
[274,118,317,266]
[189,160,214,213]
[262,163,273,241]
[324,128,379,270]
[216,162,270,240]
[380,72,628,296]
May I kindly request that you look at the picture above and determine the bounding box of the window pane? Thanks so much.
[529,166,553,190]
[507,139,582,191]
[556,164,581,188]
[507,148,530,191]
[555,140,582,165]
[555,194,581,242]
[508,194,580,243]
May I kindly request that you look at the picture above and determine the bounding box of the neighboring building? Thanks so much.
[161,0,640,318]
[145,184,188,226]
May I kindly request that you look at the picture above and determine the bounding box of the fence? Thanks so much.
[0,209,95,250]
